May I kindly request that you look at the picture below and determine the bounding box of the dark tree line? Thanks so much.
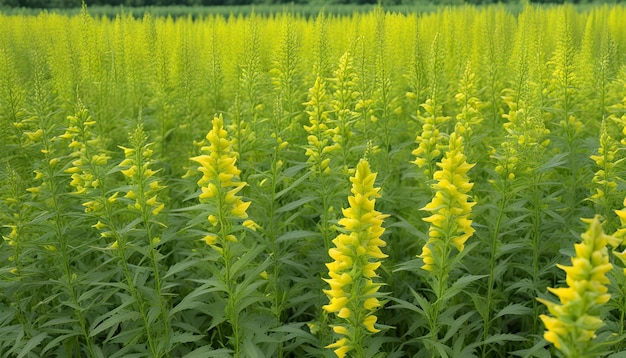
[0,0,308,7]
[0,0,617,11]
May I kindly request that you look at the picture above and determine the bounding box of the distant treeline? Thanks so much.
[1,0,621,8]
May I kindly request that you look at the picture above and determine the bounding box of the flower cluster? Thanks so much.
[612,198,626,273]
[303,76,340,175]
[538,215,613,356]
[118,125,165,218]
[589,122,619,206]
[454,62,483,141]
[329,51,359,172]
[323,159,388,358]
[60,106,113,207]
[191,115,253,247]
[411,99,450,178]
[419,125,475,272]
[493,93,550,180]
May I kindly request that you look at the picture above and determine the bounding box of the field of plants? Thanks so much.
[2,4,626,357]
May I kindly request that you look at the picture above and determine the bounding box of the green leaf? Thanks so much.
[182,346,233,358]
[441,311,475,343]
[163,258,202,280]
[494,303,533,320]
[40,331,83,356]
[275,167,311,200]
[440,275,487,304]
[16,332,48,358]
[170,331,205,344]
[90,300,141,338]
[169,281,224,317]
[275,196,317,214]
[483,333,527,345]
[275,230,318,244]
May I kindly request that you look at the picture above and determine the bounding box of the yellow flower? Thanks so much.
[243,220,260,231]
[537,215,613,356]
[152,203,165,216]
[323,159,387,355]
[419,128,475,272]
[192,115,251,250]
[203,235,217,245]
[92,221,107,230]
[325,338,351,358]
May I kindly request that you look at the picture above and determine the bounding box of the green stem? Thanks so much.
[531,172,541,335]
[482,179,509,358]
[136,152,170,356]
[42,132,96,357]
[115,233,158,357]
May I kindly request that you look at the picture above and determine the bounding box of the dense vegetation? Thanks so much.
[2,4,626,357]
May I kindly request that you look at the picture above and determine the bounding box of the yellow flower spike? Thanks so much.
[419,128,475,273]
[323,159,387,356]
[538,215,613,356]
[192,115,251,233]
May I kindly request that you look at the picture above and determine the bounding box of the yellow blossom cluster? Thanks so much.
[454,63,483,141]
[419,126,475,272]
[303,76,340,175]
[589,124,619,202]
[191,115,254,247]
[322,159,388,358]
[612,198,626,273]
[329,52,358,159]
[411,99,450,177]
[118,126,165,218]
[60,106,111,198]
[538,216,614,356]
[493,93,550,180]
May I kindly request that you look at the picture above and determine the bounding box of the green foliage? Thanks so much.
[2,4,626,357]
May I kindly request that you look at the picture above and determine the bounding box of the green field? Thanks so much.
[2,4,626,357]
